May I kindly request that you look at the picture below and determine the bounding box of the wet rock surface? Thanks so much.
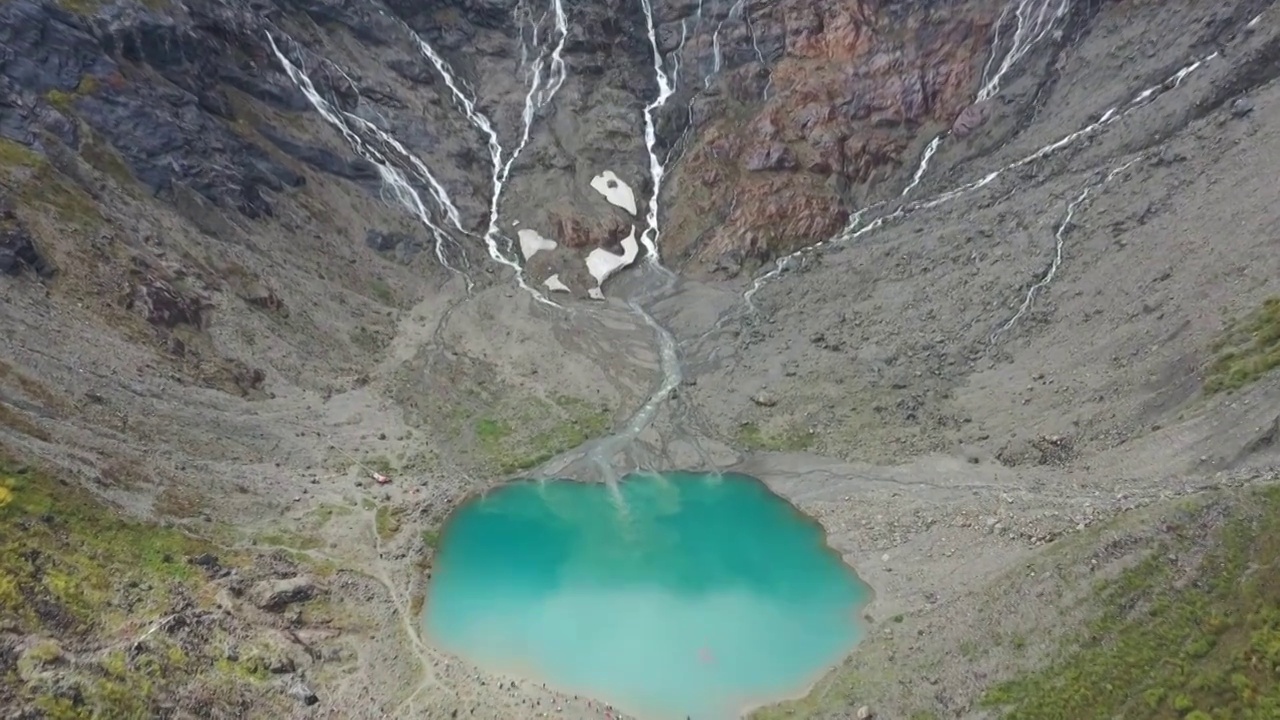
[661,0,1003,273]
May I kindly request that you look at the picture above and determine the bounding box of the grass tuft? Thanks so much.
[1205,297,1280,393]
[736,421,815,452]
[375,504,402,541]
[0,138,43,168]
[472,395,611,474]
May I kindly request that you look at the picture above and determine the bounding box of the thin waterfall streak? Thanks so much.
[405,34,507,226]
[743,207,874,306]
[706,23,723,87]
[321,62,467,231]
[990,156,1141,341]
[977,0,1070,102]
[640,0,676,260]
[744,49,1216,303]
[542,0,569,102]
[321,63,464,230]
[341,112,462,230]
[406,30,559,306]
[901,134,944,197]
[505,58,546,184]
[906,1,1071,206]
[980,3,1012,88]
[265,33,468,283]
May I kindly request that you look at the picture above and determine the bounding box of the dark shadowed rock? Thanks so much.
[743,140,798,171]
[1,0,308,219]
[366,229,412,252]
[387,57,436,85]
[260,126,379,181]
[365,229,425,263]
[0,202,54,278]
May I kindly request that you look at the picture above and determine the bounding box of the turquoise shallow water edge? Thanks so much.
[423,471,871,720]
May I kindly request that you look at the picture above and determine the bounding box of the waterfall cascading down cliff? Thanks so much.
[899,0,1072,199]
[273,2,571,305]
[265,34,470,282]
[744,0,1221,310]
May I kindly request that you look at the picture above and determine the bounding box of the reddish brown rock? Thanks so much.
[546,204,633,252]
[952,99,993,137]
[128,275,210,329]
[665,0,1001,275]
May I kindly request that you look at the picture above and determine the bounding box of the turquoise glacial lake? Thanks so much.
[423,471,870,719]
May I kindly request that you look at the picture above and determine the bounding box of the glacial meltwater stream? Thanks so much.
[423,472,870,720]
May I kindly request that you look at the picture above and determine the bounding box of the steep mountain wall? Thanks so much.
[1,0,1037,300]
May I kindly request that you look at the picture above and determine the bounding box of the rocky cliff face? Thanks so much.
[0,0,1035,304]
[659,0,1004,274]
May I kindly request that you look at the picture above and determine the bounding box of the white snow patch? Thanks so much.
[590,171,638,216]
[544,274,572,293]
[588,288,606,301]
[517,228,558,260]
[585,226,640,291]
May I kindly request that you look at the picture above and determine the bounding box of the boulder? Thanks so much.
[251,575,316,611]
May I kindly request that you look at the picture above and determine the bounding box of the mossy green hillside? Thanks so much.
[0,458,280,717]
[750,660,866,720]
[43,75,100,114]
[983,486,1280,720]
[0,463,212,632]
[1205,297,1280,393]
[375,504,403,541]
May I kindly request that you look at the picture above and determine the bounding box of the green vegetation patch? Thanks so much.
[80,135,135,187]
[368,278,395,306]
[54,0,166,14]
[255,530,323,552]
[374,504,402,541]
[0,138,43,169]
[44,75,101,114]
[0,458,282,716]
[751,659,866,719]
[1205,297,1280,393]
[982,486,1280,719]
[472,395,611,474]
[0,463,210,633]
[736,421,815,452]
[0,137,105,230]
